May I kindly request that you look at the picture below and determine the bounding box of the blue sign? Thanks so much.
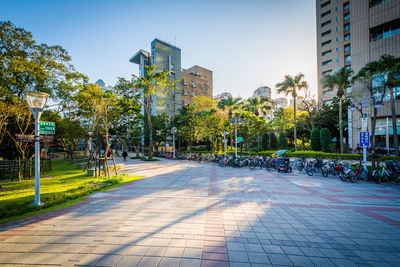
[360,132,370,147]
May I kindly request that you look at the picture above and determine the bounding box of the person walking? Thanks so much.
[123,149,128,162]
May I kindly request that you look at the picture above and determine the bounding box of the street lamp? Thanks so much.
[171,126,177,159]
[222,131,229,160]
[23,91,50,206]
[230,117,242,158]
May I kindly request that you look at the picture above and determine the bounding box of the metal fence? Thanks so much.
[0,158,52,181]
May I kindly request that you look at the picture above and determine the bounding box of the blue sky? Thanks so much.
[1,0,317,99]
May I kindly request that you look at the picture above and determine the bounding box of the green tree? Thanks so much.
[269,132,278,150]
[320,128,332,152]
[133,65,176,159]
[262,133,270,150]
[310,128,321,151]
[217,96,242,118]
[276,73,309,151]
[321,67,353,154]
[278,132,288,149]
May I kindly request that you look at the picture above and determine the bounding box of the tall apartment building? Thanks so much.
[252,86,272,99]
[181,65,213,106]
[130,39,182,117]
[275,97,288,109]
[316,0,400,152]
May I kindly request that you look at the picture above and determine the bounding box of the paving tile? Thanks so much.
[280,246,304,255]
[267,253,292,265]
[247,252,270,264]
[116,255,142,267]
[180,258,201,267]
[227,242,246,251]
[137,256,161,267]
[262,244,284,254]
[164,247,184,257]
[244,243,264,253]
[200,259,229,267]
[159,257,181,267]
[183,248,202,258]
[287,255,313,266]
[96,254,123,266]
[228,251,249,263]
[308,256,335,267]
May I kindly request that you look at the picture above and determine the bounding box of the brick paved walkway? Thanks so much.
[1,159,400,266]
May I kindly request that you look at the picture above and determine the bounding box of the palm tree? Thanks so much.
[245,97,272,117]
[374,55,400,156]
[276,73,309,151]
[321,67,353,154]
[217,96,242,118]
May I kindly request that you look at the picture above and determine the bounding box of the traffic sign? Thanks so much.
[39,121,55,134]
[360,132,370,147]
[236,137,243,142]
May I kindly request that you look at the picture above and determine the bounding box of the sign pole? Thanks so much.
[362,94,367,172]
[34,112,42,206]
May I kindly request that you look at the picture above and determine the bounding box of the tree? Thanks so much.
[133,65,176,159]
[192,96,217,112]
[320,128,332,152]
[276,73,309,150]
[278,132,288,149]
[310,128,321,151]
[217,96,242,118]
[262,133,269,150]
[244,97,272,117]
[269,132,278,150]
[321,67,353,154]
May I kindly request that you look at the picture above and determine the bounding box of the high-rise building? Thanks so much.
[252,86,272,99]
[214,92,232,100]
[275,97,288,109]
[130,39,182,117]
[181,65,213,106]
[316,0,400,152]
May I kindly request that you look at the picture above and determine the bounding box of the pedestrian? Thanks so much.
[123,150,128,162]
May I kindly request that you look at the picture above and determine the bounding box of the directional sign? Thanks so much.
[236,137,243,142]
[16,134,55,143]
[39,121,55,134]
[360,132,370,147]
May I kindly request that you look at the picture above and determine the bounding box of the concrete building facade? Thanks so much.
[214,92,232,100]
[181,65,213,106]
[316,0,400,153]
[252,86,272,99]
[275,97,288,109]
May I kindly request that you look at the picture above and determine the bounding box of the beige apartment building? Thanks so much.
[316,0,400,153]
[181,65,213,106]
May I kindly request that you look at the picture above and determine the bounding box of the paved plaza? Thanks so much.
[1,159,400,266]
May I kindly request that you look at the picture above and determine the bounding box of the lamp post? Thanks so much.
[230,117,242,158]
[222,131,229,160]
[23,91,50,206]
[171,126,177,159]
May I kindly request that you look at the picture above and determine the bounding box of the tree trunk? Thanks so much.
[293,97,297,151]
[339,97,343,154]
[147,112,153,159]
[390,86,399,156]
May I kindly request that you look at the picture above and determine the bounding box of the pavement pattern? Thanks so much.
[1,158,400,266]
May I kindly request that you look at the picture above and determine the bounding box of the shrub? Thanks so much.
[262,133,269,150]
[278,132,288,149]
[310,128,321,151]
[320,128,332,152]
[269,132,278,150]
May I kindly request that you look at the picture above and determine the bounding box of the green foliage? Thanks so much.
[320,128,332,152]
[0,160,142,221]
[278,132,288,149]
[262,133,269,150]
[269,132,278,150]
[310,128,321,151]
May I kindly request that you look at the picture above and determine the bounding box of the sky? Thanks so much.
[0,0,317,100]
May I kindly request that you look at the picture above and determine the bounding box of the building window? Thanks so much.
[321,0,331,8]
[334,6,338,11]
[369,0,389,8]
[345,55,351,62]
[335,17,339,22]
[321,10,331,18]
[344,23,350,31]
[345,65,351,70]
[336,57,340,62]
[170,71,176,78]
[336,26,339,32]
[183,79,188,85]
[344,44,351,51]
[346,86,352,94]
[322,70,333,76]
[322,50,332,56]
[321,20,331,27]
[322,60,332,66]
[344,34,350,40]
[196,72,200,76]
[343,2,350,10]
[323,90,333,95]
[183,89,188,96]
[336,37,339,42]
[370,18,400,42]
[336,47,339,52]
[344,13,350,20]
[191,91,196,97]
[191,82,196,88]
[321,30,331,37]
[322,40,332,47]
[336,67,340,72]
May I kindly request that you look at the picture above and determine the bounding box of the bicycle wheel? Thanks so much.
[340,172,346,182]
[322,168,328,177]
[350,171,357,183]
[297,165,303,172]
[265,162,271,171]
[373,172,381,184]
[248,159,256,170]
[218,159,226,167]
[306,167,314,176]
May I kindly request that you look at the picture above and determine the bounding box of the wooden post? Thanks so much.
[112,154,118,176]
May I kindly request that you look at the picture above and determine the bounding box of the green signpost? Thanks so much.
[39,121,55,134]
[236,137,243,143]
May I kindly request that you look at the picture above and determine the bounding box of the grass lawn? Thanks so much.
[0,160,142,224]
